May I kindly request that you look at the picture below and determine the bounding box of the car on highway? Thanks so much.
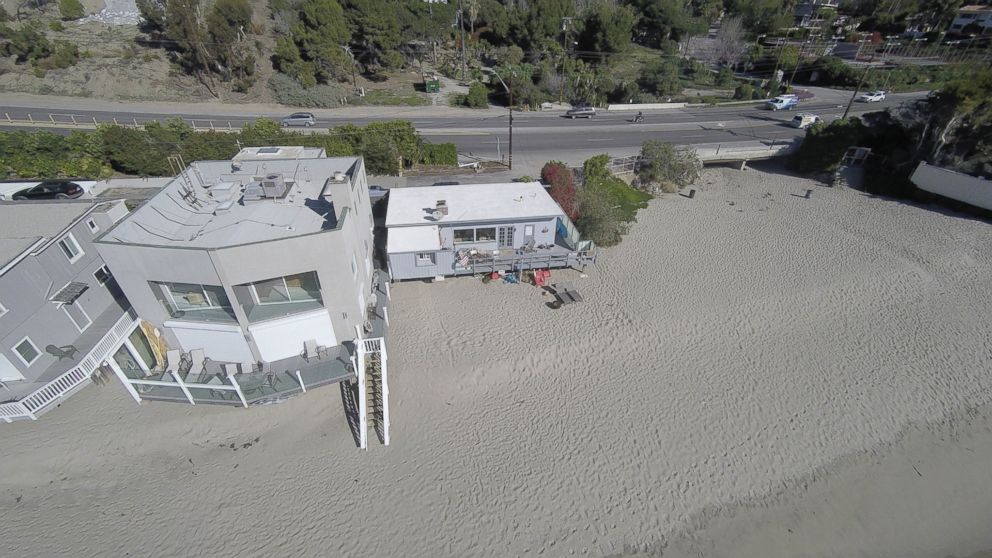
[859,91,886,102]
[565,106,596,119]
[791,113,822,129]
[11,180,85,200]
[765,95,799,111]
[281,112,316,127]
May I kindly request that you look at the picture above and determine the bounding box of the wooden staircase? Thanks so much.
[356,337,389,449]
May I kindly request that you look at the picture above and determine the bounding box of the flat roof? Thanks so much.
[101,151,361,248]
[232,146,326,161]
[387,225,440,254]
[385,182,563,227]
[0,200,101,270]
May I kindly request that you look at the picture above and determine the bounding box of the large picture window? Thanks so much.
[155,282,236,322]
[13,337,40,366]
[251,272,321,305]
[453,228,475,243]
[453,227,499,244]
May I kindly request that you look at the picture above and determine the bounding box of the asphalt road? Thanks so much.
[0,91,919,169]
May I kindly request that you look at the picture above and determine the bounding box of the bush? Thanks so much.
[541,161,579,220]
[639,58,681,96]
[464,81,489,108]
[49,21,65,32]
[0,24,52,63]
[268,74,349,108]
[576,155,651,246]
[788,117,866,173]
[733,83,753,100]
[715,66,735,87]
[50,41,79,69]
[637,141,701,194]
[59,0,86,20]
[418,143,458,166]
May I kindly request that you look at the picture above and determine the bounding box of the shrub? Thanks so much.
[59,0,86,20]
[418,143,458,166]
[637,141,701,194]
[464,82,489,108]
[541,161,579,220]
[576,155,651,246]
[0,5,10,21]
[788,117,866,173]
[715,66,735,87]
[0,24,52,63]
[733,83,752,100]
[268,74,348,108]
[51,41,80,69]
[49,21,66,32]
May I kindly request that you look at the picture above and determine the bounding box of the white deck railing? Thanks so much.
[0,309,139,423]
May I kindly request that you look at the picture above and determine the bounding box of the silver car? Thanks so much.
[281,112,316,127]
[565,106,596,119]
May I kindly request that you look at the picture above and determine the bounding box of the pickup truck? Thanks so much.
[766,95,799,111]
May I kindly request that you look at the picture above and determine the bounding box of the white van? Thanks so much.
[791,113,821,129]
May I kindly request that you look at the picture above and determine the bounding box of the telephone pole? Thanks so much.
[493,70,515,170]
[842,53,875,120]
[559,17,572,104]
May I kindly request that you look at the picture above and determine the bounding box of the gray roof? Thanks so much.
[0,200,99,269]
[101,155,362,249]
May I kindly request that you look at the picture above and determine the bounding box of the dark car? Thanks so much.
[12,180,85,200]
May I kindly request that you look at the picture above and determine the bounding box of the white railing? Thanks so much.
[1,309,139,423]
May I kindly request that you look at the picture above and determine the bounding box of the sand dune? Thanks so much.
[1,166,991,557]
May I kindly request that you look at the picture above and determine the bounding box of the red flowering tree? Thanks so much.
[540,161,579,220]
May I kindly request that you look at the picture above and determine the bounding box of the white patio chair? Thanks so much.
[166,350,182,373]
[187,349,206,380]
[303,339,320,362]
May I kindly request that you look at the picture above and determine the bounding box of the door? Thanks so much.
[523,224,534,246]
[497,226,515,248]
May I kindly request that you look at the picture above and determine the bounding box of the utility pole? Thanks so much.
[458,0,467,83]
[788,39,807,85]
[842,53,875,120]
[559,17,572,104]
[493,70,515,170]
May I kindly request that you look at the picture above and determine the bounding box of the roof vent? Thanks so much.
[436,200,448,216]
[231,162,242,172]
[261,173,289,198]
[333,171,345,182]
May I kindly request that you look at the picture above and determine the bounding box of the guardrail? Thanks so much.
[2,112,246,132]
[0,308,139,423]
[607,140,799,176]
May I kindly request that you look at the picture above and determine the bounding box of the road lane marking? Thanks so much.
[586,138,614,142]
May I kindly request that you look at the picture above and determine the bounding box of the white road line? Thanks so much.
[586,138,614,142]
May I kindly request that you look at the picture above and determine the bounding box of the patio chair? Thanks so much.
[166,350,183,373]
[240,361,254,374]
[223,363,240,379]
[46,344,79,361]
[186,349,206,380]
[303,339,327,362]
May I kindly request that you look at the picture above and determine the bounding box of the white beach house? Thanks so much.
[385,182,594,280]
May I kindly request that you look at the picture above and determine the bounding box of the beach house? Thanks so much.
[93,147,389,417]
[0,199,138,422]
[385,182,594,281]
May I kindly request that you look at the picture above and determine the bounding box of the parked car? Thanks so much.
[765,95,799,111]
[791,113,822,129]
[280,112,316,127]
[11,180,85,200]
[565,106,596,119]
[859,91,886,102]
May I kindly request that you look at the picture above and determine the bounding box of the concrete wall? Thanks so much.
[911,162,992,211]
[607,103,687,111]
[0,211,123,382]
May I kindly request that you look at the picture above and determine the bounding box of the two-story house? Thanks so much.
[0,199,138,422]
[94,147,388,409]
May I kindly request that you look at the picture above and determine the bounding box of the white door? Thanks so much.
[523,224,534,245]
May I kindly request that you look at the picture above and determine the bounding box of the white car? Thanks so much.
[859,91,886,102]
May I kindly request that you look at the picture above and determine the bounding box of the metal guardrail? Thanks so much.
[2,112,244,132]
[607,140,799,176]
[0,309,138,423]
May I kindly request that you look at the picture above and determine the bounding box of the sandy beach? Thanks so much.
[1,165,991,557]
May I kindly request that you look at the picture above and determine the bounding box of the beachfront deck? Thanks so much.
[462,243,596,275]
[127,269,390,407]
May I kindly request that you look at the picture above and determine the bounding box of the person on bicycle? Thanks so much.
[635,111,644,123]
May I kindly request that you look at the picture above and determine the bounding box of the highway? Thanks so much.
[0,89,920,170]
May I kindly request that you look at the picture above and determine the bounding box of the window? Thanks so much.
[416,253,435,266]
[497,226,515,248]
[164,283,230,310]
[13,337,40,366]
[250,272,321,305]
[94,265,112,286]
[57,233,84,264]
[63,301,92,332]
[453,228,475,243]
[476,227,496,241]
[86,219,99,234]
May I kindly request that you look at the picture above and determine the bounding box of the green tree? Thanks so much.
[136,0,167,31]
[0,24,52,63]
[578,2,636,59]
[206,0,255,90]
[639,58,682,96]
[59,0,85,20]
[291,0,352,82]
[342,0,402,69]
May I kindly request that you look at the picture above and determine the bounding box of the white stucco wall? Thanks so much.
[911,162,992,211]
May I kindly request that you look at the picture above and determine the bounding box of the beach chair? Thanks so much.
[166,350,183,373]
[186,349,206,381]
[303,339,327,362]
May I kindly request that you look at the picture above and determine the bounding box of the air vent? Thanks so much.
[333,171,345,182]
[261,173,289,198]
[436,200,448,216]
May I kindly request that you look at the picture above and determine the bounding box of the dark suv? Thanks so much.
[12,180,85,200]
